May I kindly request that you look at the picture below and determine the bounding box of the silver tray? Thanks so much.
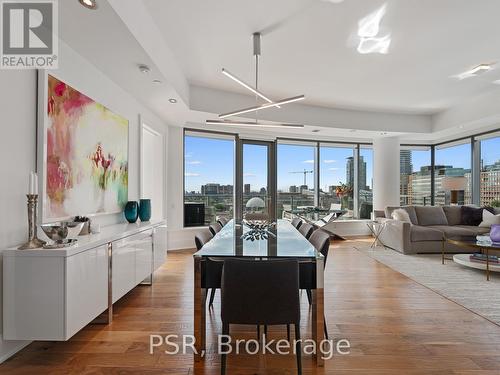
[43,239,78,249]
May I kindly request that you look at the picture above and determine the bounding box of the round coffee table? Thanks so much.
[453,253,500,276]
[446,236,500,281]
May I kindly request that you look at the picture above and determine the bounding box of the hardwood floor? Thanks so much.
[2,238,500,374]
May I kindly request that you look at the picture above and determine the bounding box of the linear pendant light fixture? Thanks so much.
[206,33,305,128]
[206,120,304,128]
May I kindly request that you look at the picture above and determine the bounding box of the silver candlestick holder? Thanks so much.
[18,194,46,250]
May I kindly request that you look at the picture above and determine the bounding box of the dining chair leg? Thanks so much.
[294,323,302,375]
[221,323,229,375]
[264,324,268,337]
[324,315,329,340]
[257,325,260,340]
[209,288,216,307]
[286,324,291,342]
[306,289,312,305]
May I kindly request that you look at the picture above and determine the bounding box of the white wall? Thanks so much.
[373,137,400,211]
[0,38,168,362]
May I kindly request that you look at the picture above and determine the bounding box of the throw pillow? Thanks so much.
[461,206,495,226]
[391,209,412,224]
[479,209,500,228]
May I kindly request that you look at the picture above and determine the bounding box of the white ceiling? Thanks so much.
[143,0,500,114]
[55,0,500,143]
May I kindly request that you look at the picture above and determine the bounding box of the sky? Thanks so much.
[184,135,500,193]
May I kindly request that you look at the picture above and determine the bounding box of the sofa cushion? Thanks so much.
[454,225,490,235]
[426,225,478,237]
[479,209,500,228]
[385,206,418,224]
[410,225,443,242]
[415,206,448,226]
[442,206,462,226]
[392,209,412,223]
[461,206,494,226]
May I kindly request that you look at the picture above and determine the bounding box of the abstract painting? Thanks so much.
[42,74,128,221]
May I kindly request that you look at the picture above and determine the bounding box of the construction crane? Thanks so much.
[289,169,314,186]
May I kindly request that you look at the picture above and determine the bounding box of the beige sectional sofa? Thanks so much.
[374,205,499,255]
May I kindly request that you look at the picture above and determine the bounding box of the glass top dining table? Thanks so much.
[192,218,326,367]
[193,219,321,259]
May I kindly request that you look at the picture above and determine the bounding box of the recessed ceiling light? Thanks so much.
[78,0,97,10]
[455,63,494,80]
[138,64,151,74]
[380,132,388,136]
[169,98,177,104]
[152,79,162,85]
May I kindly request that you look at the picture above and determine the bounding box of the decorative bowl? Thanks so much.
[63,221,85,238]
[40,223,69,241]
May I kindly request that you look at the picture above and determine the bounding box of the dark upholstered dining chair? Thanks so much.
[291,217,303,229]
[194,230,220,308]
[298,223,313,239]
[209,222,223,236]
[299,228,331,339]
[195,230,213,251]
[217,217,229,227]
[221,259,302,375]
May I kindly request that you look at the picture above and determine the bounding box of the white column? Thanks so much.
[373,136,400,211]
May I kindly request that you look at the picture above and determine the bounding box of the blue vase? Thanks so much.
[139,199,152,222]
[124,201,139,223]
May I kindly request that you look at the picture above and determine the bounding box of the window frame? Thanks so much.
[183,128,237,228]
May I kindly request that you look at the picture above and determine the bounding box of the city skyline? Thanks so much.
[185,136,499,199]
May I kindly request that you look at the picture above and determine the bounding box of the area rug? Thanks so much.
[356,245,500,326]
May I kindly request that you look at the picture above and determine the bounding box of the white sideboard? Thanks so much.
[3,220,167,341]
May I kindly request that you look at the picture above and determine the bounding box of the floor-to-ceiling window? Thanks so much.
[319,144,354,212]
[277,142,316,218]
[242,142,269,218]
[399,147,432,206]
[479,133,500,206]
[434,140,471,205]
[183,131,235,227]
[358,146,373,218]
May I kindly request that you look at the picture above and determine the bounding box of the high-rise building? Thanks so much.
[408,165,470,205]
[201,183,220,195]
[289,185,298,193]
[244,184,251,194]
[480,161,500,205]
[400,150,413,204]
[346,156,367,190]
[201,183,233,195]
[400,150,413,174]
